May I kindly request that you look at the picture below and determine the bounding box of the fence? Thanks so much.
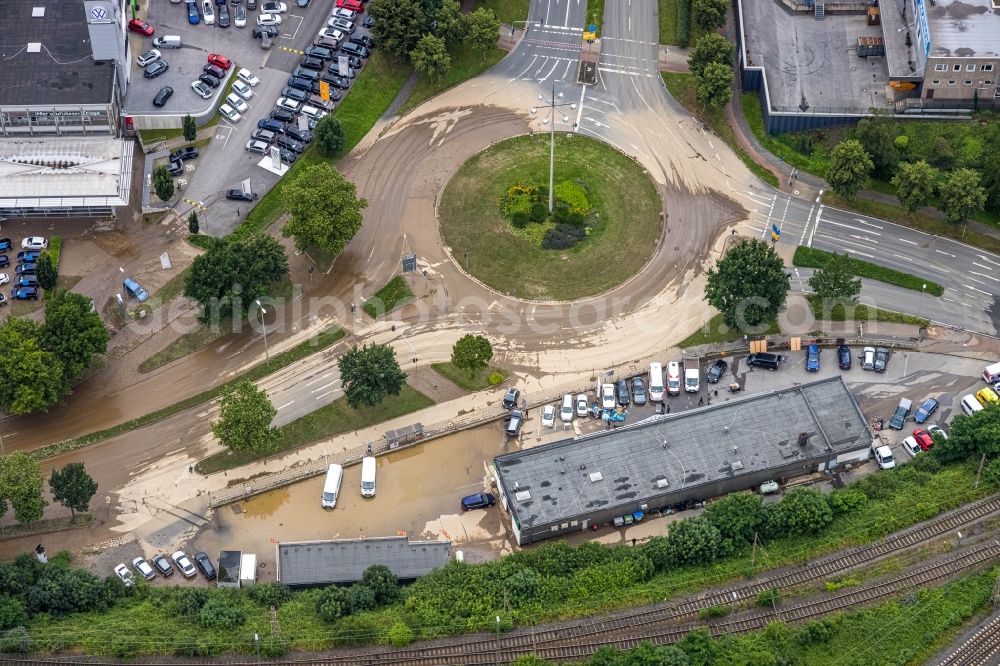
[207,335,917,508]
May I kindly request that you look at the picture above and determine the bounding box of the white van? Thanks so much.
[560,394,574,422]
[983,362,1000,384]
[152,35,182,49]
[360,456,376,497]
[321,463,343,508]
[961,394,984,415]
[300,104,327,120]
[649,363,664,402]
[666,361,681,396]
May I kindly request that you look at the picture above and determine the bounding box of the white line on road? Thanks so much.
[970,271,1000,282]
[898,237,919,245]
[311,380,340,392]
[540,60,559,81]
[575,85,585,128]
[822,219,882,235]
[935,249,956,257]
[312,390,334,400]
[276,400,295,410]
[852,218,884,229]
[977,255,1000,268]
[511,55,538,81]
[598,66,642,76]
[964,284,992,296]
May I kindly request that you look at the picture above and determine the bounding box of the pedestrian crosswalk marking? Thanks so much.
[183,198,207,211]
[279,46,304,55]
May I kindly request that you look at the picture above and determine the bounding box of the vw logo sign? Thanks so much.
[88,5,113,23]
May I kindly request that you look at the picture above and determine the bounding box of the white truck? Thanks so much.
[683,357,700,393]
[871,435,896,470]
[239,553,257,588]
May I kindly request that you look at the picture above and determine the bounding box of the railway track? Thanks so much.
[934,611,1000,666]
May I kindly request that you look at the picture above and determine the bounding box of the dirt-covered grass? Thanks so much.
[678,312,780,347]
[431,362,506,392]
[362,275,415,318]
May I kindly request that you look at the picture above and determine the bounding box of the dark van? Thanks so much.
[746,352,785,370]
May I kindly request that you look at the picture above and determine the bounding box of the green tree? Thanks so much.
[780,488,833,535]
[188,211,199,235]
[676,628,716,666]
[246,582,292,608]
[512,656,549,666]
[361,564,399,604]
[0,318,67,414]
[891,160,939,213]
[702,492,762,546]
[687,33,733,77]
[434,0,464,48]
[933,404,1000,462]
[807,253,861,304]
[315,585,351,622]
[938,167,987,225]
[41,290,109,382]
[410,34,451,82]
[705,238,789,330]
[183,235,288,322]
[928,135,955,169]
[368,0,428,60]
[0,598,28,632]
[337,343,407,409]
[152,164,174,202]
[182,114,197,142]
[692,0,728,29]
[695,61,733,109]
[854,113,899,178]
[0,453,47,525]
[48,463,98,521]
[281,162,368,255]
[212,380,281,455]
[387,620,415,647]
[451,334,493,377]
[464,7,500,58]
[35,253,57,291]
[314,115,346,156]
[826,139,873,198]
[665,517,723,566]
[982,128,1000,213]
[198,598,247,629]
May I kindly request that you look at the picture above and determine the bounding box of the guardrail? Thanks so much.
[206,335,917,508]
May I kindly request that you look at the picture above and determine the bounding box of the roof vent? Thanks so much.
[731,461,744,471]
[27,43,42,53]
[588,471,603,483]
[32,6,45,17]
[655,477,669,489]
[514,490,531,502]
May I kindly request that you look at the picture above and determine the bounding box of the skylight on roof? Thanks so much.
[32,6,45,17]
[27,43,42,53]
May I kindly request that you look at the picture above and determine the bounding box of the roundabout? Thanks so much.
[438,134,663,302]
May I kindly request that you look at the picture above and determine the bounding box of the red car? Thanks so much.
[127,19,155,36]
[912,429,935,451]
[336,0,363,11]
[207,53,232,71]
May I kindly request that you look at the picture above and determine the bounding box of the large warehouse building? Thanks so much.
[276,537,452,588]
[494,377,872,545]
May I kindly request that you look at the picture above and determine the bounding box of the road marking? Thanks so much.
[511,55,538,81]
[539,60,559,81]
[852,218,884,229]
[935,249,956,257]
[964,284,992,295]
[313,390,334,400]
[970,271,1000,282]
[805,205,823,247]
[278,46,304,55]
[276,400,295,410]
[823,219,882,235]
[976,255,1000,268]
[967,276,990,285]
[898,237,919,245]
[311,380,339,392]
[575,85,585,128]
[598,66,644,76]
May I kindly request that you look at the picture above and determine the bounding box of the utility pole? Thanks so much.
[530,85,577,212]
[254,299,270,368]
[974,453,986,489]
[750,531,759,570]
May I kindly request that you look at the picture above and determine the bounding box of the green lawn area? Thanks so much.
[678,312,779,347]
[363,275,415,318]
[439,134,663,300]
[587,0,605,32]
[195,385,434,475]
[805,295,929,327]
[663,73,779,187]
[137,322,227,374]
[431,362,506,391]
[402,43,506,115]
[481,0,529,25]
[658,0,679,44]
[138,127,185,144]
[793,246,944,296]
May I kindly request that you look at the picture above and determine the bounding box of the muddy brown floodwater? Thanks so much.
[190,423,517,579]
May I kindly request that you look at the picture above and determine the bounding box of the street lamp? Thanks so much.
[494,615,501,666]
[530,85,576,212]
[254,299,270,368]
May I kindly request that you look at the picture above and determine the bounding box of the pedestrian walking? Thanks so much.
[666,403,671,413]
[631,538,637,547]
[188,465,193,473]
[350,303,356,313]
[698,396,704,406]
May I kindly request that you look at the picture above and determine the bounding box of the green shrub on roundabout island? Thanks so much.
[499,181,595,250]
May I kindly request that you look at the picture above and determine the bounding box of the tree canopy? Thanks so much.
[49,463,98,520]
[807,253,861,304]
[937,167,987,224]
[152,165,174,202]
[41,290,109,383]
[410,34,451,82]
[368,0,431,59]
[212,380,281,455]
[694,61,733,109]
[705,238,789,330]
[464,8,500,58]
[932,404,1000,462]
[891,160,939,213]
[693,0,728,29]
[184,235,288,322]
[337,343,407,409]
[314,115,346,156]
[827,139,873,198]
[687,34,733,77]
[451,334,493,376]
[0,318,67,415]
[0,453,47,525]
[281,162,368,255]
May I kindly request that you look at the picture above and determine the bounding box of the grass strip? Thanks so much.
[362,275,415,318]
[137,322,227,374]
[805,294,929,327]
[195,385,434,474]
[662,73,780,188]
[402,44,506,115]
[679,312,780,347]
[43,235,62,298]
[431,362,506,392]
[793,246,945,296]
[28,327,346,462]
[481,0,530,25]
[658,0,679,44]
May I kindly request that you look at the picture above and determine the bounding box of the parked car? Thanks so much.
[327,16,355,33]
[277,148,298,163]
[331,7,357,20]
[237,68,260,86]
[631,377,647,405]
[0,293,6,306]
[928,424,948,440]
[706,359,728,384]
[560,394,574,422]
[901,436,921,458]
[0,239,11,252]
[837,344,852,370]
[362,13,372,27]
[253,24,279,38]
[257,13,281,26]
[0,257,8,270]
[257,118,286,133]
[217,4,230,27]
[252,129,277,143]
[167,159,183,176]
[10,287,37,301]
[336,0,364,12]
[226,93,248,113]
[912,428,935,451]
[601,383,615,409]
[219,104,242,122]
[861,346,876,370]
[226,189,258,201]
[245,139,270,154]
[300,56,325,71]
[16,250,40,262]
[152,86,173,107]
[114,563,135,587]
[873,347,890,372]
[16,277,39,289]
[888,397,912,430]
[203,63,225,79]
[286,78,315,94]
[123,277,149,302]
[616,379,630,407]
[261,1,288,13]
[576,394,589,417]
[323,74,350,89]
[191,80,213,99]
[805,344,820,372]
[170,146,199,162]
[541,405,556,428]
[144,60,169,78]
[351,34,375,49]
[194,552,217,580]
[232,80,254,99]
[502,387,520,410]
[199,72,221,88]
[234,3,247,26]
[305,45,335,60]
[873,445,896,470]
[137,49,161,67]
[171,551,197,578]
[276,97,301,112]
[461,493,495,511]
[132,557,156,580]
[15,262,36,275]
[0,273,7,286]
[208,53,232,70]
[127,18,155,36]
[914,398,939,423]
[152,554,174,576]
[284,127,313,143]
[202,0,215,23]
[317,27,345,42]
[506,409,523,437]
[187,1,201,24]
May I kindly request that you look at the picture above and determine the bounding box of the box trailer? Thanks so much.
[240,553,257,587]
[218,550,241,589]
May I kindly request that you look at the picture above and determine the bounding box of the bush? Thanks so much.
[0,627,31,654]
[510,211,530,228]
[260,635,291,658]
[346,584,377,613]
[677,0,691,47]
[541,223,586,250]
[488,372,505,385]
[387,620,415,647]
[0,598,27,631]
[697,605,730,619]
[529,201,548,222]
[246,582,292,609]
[316,586,350,622]
[198,597,247,629]
[793,246,944,295]
[175,587,209,616]
[828,488,868,515]
[781,488,834,536]
[756,587,780,608]
[361,564,399,604]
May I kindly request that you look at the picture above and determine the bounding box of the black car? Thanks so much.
[152,554,174,577]
[16,277,40,288]
[15,262,36,275]
[631,377,647,406]
[270,108,295,123]
[299,56,324,71]
[305,45,334,60]
[502,387,520,410]
[350,34,375,49]
[226,189,258,201]
[143,60,169,79]
[362,13,372,28]
[194,552,217,580]
[837,344,852,370]
[616,379,630,406]
[321,73,350,89]
[706,359,728,384]
[0,293,6,306]
[167,159,183,176]
[278,148,298,163]
[461,493,495,511]
[292,66,320,81]
[284,127,312,143]
[286,76,316,93]
[170,146,199,162]
[0,238,11,252]
[344,54,364,69]
[275,135,304,153]
[199,73,221,88]
[873,347,890,372]
[282,86,311,102]
[0,256,8,269]
[218,3,230,27]
[253,24,278,38]
[16,251,40,262]
[340,41,370,58]
[11,286,38,301]
[203,63,225,79]
[257,118,285,133]
[247,0,257,7]
[152,86,174,107]
[505,409,524,436]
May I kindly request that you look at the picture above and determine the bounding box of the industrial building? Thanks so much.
[276,537,452,588]
[493,377,872,545]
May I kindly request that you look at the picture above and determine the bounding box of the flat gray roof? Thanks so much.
[495,377,871,530]
[277,537,451,586]
[927,0,1000,58]
[0,2,114,106]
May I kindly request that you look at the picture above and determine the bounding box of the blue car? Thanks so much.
[806,344,820,372]
[914,398,939,424]
[123,277,148,302]
[187,1,201,24]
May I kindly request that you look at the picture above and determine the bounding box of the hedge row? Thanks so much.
[677,0,690,47]
[793,246,945,296]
